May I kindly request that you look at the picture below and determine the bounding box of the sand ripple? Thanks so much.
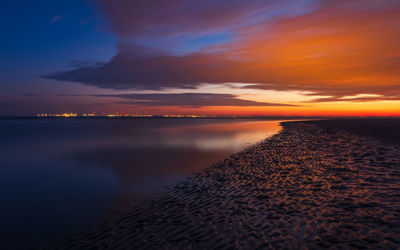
[54,122,400,249]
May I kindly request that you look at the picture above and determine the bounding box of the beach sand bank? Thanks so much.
[53,119,400,249]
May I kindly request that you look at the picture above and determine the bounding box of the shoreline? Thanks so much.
[51,120,400,249]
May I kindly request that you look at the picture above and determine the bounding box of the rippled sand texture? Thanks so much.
[58,122,400,249]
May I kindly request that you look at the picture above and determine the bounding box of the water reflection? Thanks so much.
[159,120,281,151]
[0,118,281,248]
[69,120,281,199]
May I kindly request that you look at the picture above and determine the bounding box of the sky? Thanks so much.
[1,0,400,116]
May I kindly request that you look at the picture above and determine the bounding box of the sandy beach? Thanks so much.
[52,119,400,249]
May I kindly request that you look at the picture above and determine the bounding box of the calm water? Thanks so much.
[0,118,282,248]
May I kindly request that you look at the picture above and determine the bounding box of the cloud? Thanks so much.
[307,94,400,103]
[0,102,13,106]
[46,45,235,90]
[92,0,294,38]
[50,14,65,23]
[48,0,400,102]
[20,93,41,97]
[88,93,298,107]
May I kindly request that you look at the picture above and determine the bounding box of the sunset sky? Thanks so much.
[1,0,400,116]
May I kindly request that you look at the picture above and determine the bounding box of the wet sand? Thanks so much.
[303,119,400,148]
[53,120,400,249]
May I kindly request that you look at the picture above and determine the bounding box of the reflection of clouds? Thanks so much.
[158,120,281,151]
[62,120,282,203]
[162,120,280,132]
[163,130,277,151]
[63,120,282,153]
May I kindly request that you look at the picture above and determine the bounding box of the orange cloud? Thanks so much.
[48,0,400,115]
[227,0,400,95]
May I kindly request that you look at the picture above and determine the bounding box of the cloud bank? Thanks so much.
[47,0,400,102]
[92,93,298,107]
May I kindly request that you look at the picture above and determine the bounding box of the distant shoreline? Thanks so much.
[1,116,399,121]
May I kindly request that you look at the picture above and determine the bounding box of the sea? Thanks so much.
[0,118,282,248]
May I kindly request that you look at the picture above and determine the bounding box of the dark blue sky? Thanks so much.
[1,0,116,67]
[1,0,116,114]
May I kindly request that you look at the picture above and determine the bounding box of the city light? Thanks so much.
[35,113,236,118]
